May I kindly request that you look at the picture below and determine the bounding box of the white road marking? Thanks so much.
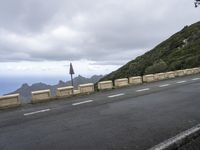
[72,100,93,106]
[149,124,200,150]
[176,81,187,84]
[192,78,200,81]
[159,84,170,87]
[136,88,150,92]
[108,93,125,98]
[24,109,50,116]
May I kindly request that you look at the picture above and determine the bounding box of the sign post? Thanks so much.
[69,63,75,87]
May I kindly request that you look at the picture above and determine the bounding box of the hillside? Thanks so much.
[8,75,103,103]
[101,21,200,81]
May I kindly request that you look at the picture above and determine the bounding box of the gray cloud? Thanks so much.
[0,0,199,64]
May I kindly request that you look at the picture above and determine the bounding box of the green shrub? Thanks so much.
[144,59,167,74]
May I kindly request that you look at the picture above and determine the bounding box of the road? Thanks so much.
[0,74,200,150]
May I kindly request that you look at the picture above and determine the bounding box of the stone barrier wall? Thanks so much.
[56,86,73,97]
[114,78,129,87]
[175,70,185,77]
[192,68,200,74]
[78,83,94,94]
[166,71,176,79]
[0,67,199,109]
[31,89,51,103]
[155,73,167,81]
[143,74,155,82]
[184,69,193,75]
[0,94,21,109]
[73,90,80,95]
[98,81,113,90]
[129,76,142,85]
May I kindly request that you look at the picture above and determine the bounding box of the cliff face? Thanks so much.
[101,21,200,81]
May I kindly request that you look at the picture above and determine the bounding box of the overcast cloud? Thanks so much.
[0,0,199,75]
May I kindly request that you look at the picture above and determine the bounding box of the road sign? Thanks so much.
[69,63,75,75]
[69,63,75,87]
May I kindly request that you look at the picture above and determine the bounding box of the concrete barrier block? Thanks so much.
[192,68,200,74]
[31,89,51,103]
[114,78,129,87]
[166,71,176,79]
[129,76,142,85]
[0,94,21,109]
[184,69,193,75]
[73,90,80,95]
[175,70,185,77]
[155,73,167,81]
[56,86,73,97]
[98,81,113,90]
[78,83,94,94]
[143,74,155,82]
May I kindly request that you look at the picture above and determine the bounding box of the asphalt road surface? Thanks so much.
[0,74,200,150]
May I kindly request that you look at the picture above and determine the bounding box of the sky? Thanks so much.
[0,0,200,78]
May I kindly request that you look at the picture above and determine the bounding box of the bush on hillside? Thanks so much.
[144,59,167,74]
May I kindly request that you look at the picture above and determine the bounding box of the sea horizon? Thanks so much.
[0,75,71,95]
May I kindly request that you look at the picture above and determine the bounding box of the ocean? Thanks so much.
[0,75,69,95]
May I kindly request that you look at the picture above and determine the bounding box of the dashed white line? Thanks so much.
[176,81,187,84]
[192,78,200,81]
[24,109,50,116]
[136,88,150,92]
[159,84,170,87]
[72,100,93,106]
[108,93,125,98]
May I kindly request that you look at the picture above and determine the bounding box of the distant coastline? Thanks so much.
[0,75,68,95]
[0,75,102,96]
[2,75,103,103]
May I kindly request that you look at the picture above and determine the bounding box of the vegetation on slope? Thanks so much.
[101,21,200,81]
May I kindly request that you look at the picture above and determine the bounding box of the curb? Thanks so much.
[149,124,200,150]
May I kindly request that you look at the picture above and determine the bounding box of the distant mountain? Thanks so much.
[8,75,103,103]
[101,21,200,81]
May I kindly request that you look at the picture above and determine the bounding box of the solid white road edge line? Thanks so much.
[159,84,170,87]
[149,124,200,150]
[192,78,200,81]
[24,109,51,116]
[176,81,187,84]
[136,88,150,92]
[108,93,125,98]
[72,100,93,106]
